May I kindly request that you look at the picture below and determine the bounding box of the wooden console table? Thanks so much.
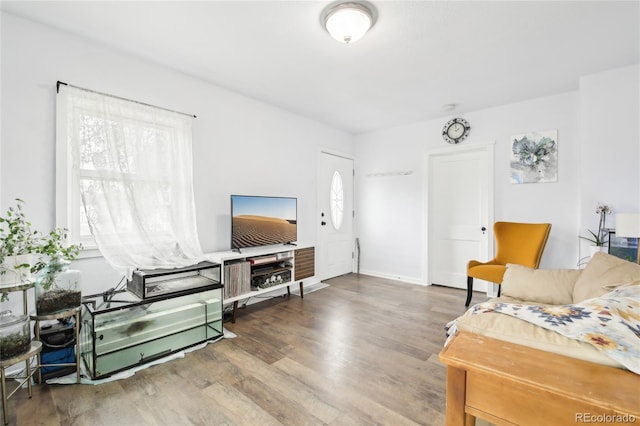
[439,332,640,425]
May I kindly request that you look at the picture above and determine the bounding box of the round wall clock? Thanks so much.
[442,118,471,144]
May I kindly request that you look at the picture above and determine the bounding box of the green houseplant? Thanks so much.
[1,199,82,308]
[0,199,41,301]
[34,228,82,315]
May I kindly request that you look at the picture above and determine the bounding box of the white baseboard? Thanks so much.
[357,269,424,286]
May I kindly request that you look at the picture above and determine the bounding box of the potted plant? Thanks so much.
[580,203,612,256]
[0,199,40,298]
[34,228,82,315]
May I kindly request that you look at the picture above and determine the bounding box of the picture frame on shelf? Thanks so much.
[608,230,639,263]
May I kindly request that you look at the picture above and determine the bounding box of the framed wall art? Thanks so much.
[510,130,558,184]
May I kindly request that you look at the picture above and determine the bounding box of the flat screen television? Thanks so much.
[230,195,297,250]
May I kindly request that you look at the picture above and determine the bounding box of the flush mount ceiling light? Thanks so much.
[322,2,377,44]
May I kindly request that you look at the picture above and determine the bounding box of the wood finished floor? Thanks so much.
[5,274,487,426]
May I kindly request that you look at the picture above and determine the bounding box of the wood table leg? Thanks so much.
[299,282,304,298]
[232,301,238,324]
[446,366,475,426]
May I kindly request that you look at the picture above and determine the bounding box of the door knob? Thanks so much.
[481,226,487,231]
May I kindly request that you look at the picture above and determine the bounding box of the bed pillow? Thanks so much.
[501,264,579,305]
[573,252,640,303]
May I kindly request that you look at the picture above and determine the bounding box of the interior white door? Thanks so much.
[427,144,493,292]
[317,152,354,280]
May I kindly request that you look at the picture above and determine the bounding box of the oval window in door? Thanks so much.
[330,170,344,230]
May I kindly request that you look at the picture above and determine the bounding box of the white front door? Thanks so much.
[317,151,354,280]
[427,144,494,293]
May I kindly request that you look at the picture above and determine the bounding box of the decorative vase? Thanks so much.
[0,254,34,285]
[35,254,81,315]
[588,245,607,258]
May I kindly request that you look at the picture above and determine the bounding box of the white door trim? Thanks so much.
[424,142,495,294]
[317,149,356,280]
[319,147,355,160]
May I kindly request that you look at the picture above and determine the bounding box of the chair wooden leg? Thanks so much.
[497,284,501,297]
[465,276,473,307]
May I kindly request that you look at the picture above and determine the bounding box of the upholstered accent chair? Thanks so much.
[466,222,552,306]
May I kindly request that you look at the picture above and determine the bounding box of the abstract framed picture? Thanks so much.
[608,230,639,263]
[510,130,558,184]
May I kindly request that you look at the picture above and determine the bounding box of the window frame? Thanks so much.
[56,96,175,258]
[56,98,99,257]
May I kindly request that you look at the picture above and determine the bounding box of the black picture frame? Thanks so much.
[608,230,639,263]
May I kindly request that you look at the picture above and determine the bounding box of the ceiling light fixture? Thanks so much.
[323,2,376,44]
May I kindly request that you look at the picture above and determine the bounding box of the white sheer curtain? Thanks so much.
[58,85,204,279]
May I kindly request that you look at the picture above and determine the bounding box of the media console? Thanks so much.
[206,245,316,323]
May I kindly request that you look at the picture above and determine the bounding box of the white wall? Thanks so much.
[578,65,640,240]
[355,64,639,284]
[0,13,352,311]
[2,11,638,309]
[354,122,431,283]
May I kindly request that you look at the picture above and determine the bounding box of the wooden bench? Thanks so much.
[439,332,640,425]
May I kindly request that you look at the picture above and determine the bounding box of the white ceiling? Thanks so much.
[2,1,639,134]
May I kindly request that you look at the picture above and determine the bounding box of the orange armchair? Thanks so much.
[466,221,552,306]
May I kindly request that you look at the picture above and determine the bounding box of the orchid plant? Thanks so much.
[580,203,612,247]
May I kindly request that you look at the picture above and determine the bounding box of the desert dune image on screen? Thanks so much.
[232,196,297,249]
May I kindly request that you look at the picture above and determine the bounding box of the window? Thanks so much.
[58,108,173,250]
[330,170,344,230]
[56,84,203,276]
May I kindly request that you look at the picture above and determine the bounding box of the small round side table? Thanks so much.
[30,306,81,385]
[0,281,34,318]
[0,341,42,425]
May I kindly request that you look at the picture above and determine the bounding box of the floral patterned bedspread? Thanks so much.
[446,283,640,374]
